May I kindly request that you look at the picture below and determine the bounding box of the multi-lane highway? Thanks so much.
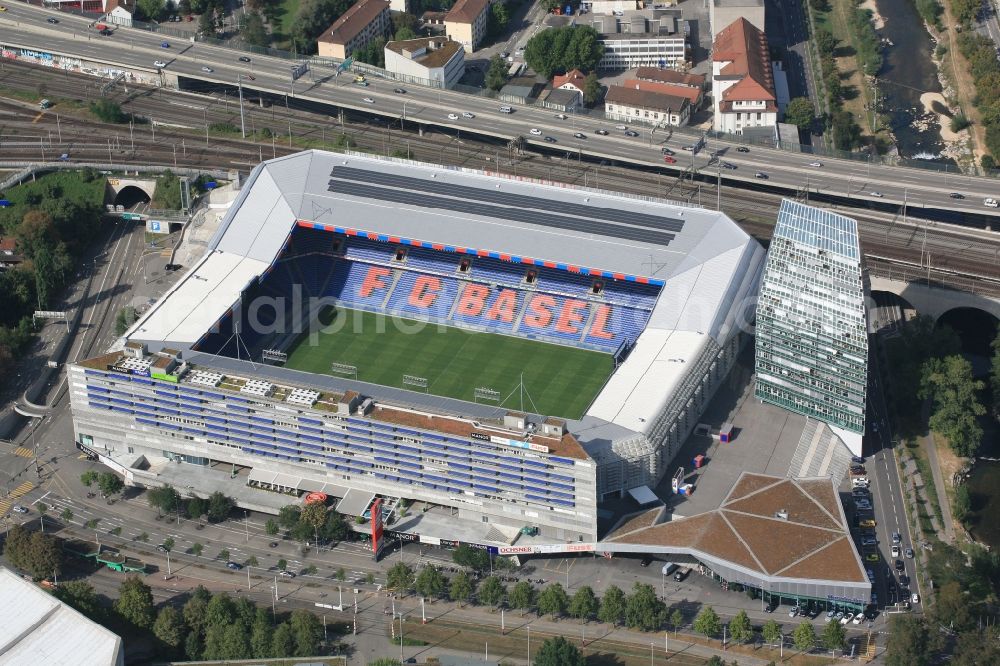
[3,2,1000,219]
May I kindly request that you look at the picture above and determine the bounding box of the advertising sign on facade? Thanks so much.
[370,498,384,560]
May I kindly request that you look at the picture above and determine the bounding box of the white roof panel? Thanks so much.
[0,568,122,666]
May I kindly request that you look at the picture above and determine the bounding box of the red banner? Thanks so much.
[370,498,384,560]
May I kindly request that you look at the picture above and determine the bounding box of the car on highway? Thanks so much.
[736,146,750,153]
[596,129,609,135]
[239,56,252,63]
[499,105,513,113]
[554,113,567,119]
[156,544,169,552]
[363,97,375,104]
[394,88,407,94]
[500,51,509,58]
[161,41,170,48]
[47,17,59,23]
[870,191,883,197]
[279,570,296,578]
[154,60,167,68]
[355,80,369,86]
[721,162,737,169]
[574,132,586,139]
[615,124,628,130]
[663,156,676,164]
[808,161,823,167]
[226,561,243,570]
[985,197,999,208]
[100,28,113,35]
[681,145,694,151]
[11,505,27,514]
[911,593,920,604]
[754,172,768,179]
[447,113,460,120]
[949,192,964,199]
[463,112,475,118]
[544,136,557,143]
[201,66,213,72]
[905,547,914,559]
[891,545,900,558]
[900,574,910,587]
[892,532,901,544]
[661,147,675,156]
[624,130,639,137]
[529,128,542,135]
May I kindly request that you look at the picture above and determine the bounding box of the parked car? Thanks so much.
[853,613,864,625]
[788,606,799,617]
[841,612,854,625]
[865,552,880,563]
[861,537,877,547]
[851,455,866,464]
[640,555,652,567]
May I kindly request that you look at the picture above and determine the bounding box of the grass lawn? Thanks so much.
[272,0,301,48]
[284,307,613,419]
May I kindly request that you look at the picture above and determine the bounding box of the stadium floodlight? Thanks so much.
[474,387,500,403]
[402,375,429,392]
[331,363,358,379]
[262,349,287,363]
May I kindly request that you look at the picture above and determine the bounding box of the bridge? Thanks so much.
[2,2,1000,224]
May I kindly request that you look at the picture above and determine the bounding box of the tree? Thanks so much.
[278,505,302,529]
[97,472,124,497]
[479,576,506,607]
[239,11,270,48]
[920,355,986,456]
[187,496,206,519]
[154,605,186,652]
[936,580,974,631]
[89,99,128,123]
[991,330,1000,416]
[271,622,295,657]
[449,571,474,605]
[116,576,155,629]
[537,582,569,618]
[452,544,492,572]
[321,510,349,543]
[954,483,972,523]
[821,618,846,651]
[387,562,415,592]
[885,615,929,666]
[80,470,98,487]
[792,621,816,652]
[163,537,175,552]
[415,564,447,598]
[217,548,231,561]
[3,525,62,580]
[785,97,815,131]
[265,518,279,535]
[524,25,605,79]
[485,54,509,91]
[728,609,752,644]
[395,25,417,40]
[624,582,665,631]
[669,608,684,633]
[598,585,625,625]
[191,543,204,556]
[56,581,102,619]
[568,586,598,621]
[534,636,586,666]
[693,606,721,639]
[184,630,203,661]
[198,9,215,37]
[277,558,288,571]
[137,0,165,21]
[289,0,351,53]
[183,586,211,636]
[61,507,74,522]
[250,609,273,658]
[290,609,323,657]
[206,491,234,522]
[301,501,327,531]
[488,1,509,39]
[246,555,259,567]
[148,484,181,516]
[762,619,782,646]
[509,581,535,615]
[582,71,602,105]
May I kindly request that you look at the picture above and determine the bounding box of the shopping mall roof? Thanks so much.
[0,567,124,665]
[602,473,869,590]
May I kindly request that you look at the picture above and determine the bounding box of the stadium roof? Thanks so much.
[0,567,124,666]
[603,473,869,587]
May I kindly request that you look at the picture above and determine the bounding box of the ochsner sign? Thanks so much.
[498,543,596,555]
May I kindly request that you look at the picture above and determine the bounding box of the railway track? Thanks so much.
[1,61,998,289]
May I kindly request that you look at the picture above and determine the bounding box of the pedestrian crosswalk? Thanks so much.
[0,481,35,517]
[12,447,33,458]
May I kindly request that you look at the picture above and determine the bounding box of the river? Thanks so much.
[875,0,954,161]
[961,413,1000,549]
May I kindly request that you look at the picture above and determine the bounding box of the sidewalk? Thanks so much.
[921,431,955,543]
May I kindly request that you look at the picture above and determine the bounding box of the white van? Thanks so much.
[499,105,513,114]
[984,197,999,208]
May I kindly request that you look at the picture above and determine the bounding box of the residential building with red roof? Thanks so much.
[317,0,391,60]
[711,17,777,134]
[622,77,704,108]
[551,69,588,106]
[605,84,691,127]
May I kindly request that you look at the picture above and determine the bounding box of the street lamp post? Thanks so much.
[244,510,249,543]
[527,625,531,666]
[238,75,247,138]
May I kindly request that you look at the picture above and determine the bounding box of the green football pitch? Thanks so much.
[284,308,614,419]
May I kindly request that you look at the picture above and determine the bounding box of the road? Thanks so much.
[2,2,1000,219]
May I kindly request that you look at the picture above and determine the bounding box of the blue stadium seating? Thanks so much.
[516,293,596,344]
[470,257,529,287]
[403,246,459,274]
[451,283,520,333]
[385,270,459,320]
[326,261,398,310]
[344,237,397,264]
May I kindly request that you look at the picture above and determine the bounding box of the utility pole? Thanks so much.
[238,75,246,138]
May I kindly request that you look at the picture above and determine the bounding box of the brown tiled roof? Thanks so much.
[320,0,389,45]
[712,18,775,103]
[633,68,705,88]
[723,479,841,530]
[553,69,586,90]
[605,85,690,112]
[371,405,589,460]
[622,79,701,104]
[604,473,868,586]
[610,507,664,535]
[445,0,489,24]
[386,38,463,69]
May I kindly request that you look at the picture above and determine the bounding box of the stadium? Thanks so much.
[69,150,766,546]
